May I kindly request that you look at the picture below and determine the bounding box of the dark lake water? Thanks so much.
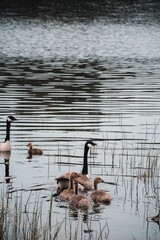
[0,1,160,239]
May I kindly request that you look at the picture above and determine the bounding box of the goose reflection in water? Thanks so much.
[0,152,11,183]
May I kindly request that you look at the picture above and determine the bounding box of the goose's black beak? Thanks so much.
[8,115,17,121]
[92,142,97,146]
[103,181,118,186]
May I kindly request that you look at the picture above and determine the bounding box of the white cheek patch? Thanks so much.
[87,143,93,149]
[7,117,13,122]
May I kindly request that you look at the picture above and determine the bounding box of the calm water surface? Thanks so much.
[0,1,160,239]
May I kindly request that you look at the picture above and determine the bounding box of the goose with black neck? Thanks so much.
[55,140,97,193]
[0,115,17,152]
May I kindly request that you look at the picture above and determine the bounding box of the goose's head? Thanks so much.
[7,115,17,123]
[94,177,104,184]
[85,140,97,150]
[26,142,33,149]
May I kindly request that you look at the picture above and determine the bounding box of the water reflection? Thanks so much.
[1,59,160,121]
[4,159,10,183]
[69,207,89,222]
[0,152,11,183]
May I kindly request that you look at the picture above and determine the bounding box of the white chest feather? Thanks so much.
[0,140,11,152]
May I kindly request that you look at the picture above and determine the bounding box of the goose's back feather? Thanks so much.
[74,176,93,191]
[90,190,112,205]
[69,195,90,208]
[55,172,70,181]
[59,189,74,201]
[56,173,91,191]
[28,148,43,155]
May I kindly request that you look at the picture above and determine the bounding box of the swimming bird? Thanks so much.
[55,140,97,193]
[59,172,80,201]
[89,177,112,205]
[0,115,17,152]
[26,142,43,155]
[69,181,90,209]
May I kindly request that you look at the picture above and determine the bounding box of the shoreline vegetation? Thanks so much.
[0,126,159,239]
[0,190,111,240]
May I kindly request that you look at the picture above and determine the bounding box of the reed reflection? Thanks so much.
[69,207,89,223]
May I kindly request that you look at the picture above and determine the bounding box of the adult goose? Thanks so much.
[89,177,112,205]
[55,140,96,193]
[0,115,17,152]
[26,142,43,155]
[59,172,80,201]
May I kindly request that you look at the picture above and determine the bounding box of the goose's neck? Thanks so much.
[69,177,74,190]
[5,121,11,142]
[74,182,78,195]
[81,145,89,175]
[94,180,98,190]
[29,145,33,150]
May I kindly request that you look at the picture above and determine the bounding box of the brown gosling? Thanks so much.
[69,181,90,209]
[26,142,43,155]
[59,172,80,201]
[55,140,97,193]
[89,177,112,205]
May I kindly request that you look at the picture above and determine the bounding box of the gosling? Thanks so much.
[69,181,90,209]
[26,142,43,155]
[89,177,112,205]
